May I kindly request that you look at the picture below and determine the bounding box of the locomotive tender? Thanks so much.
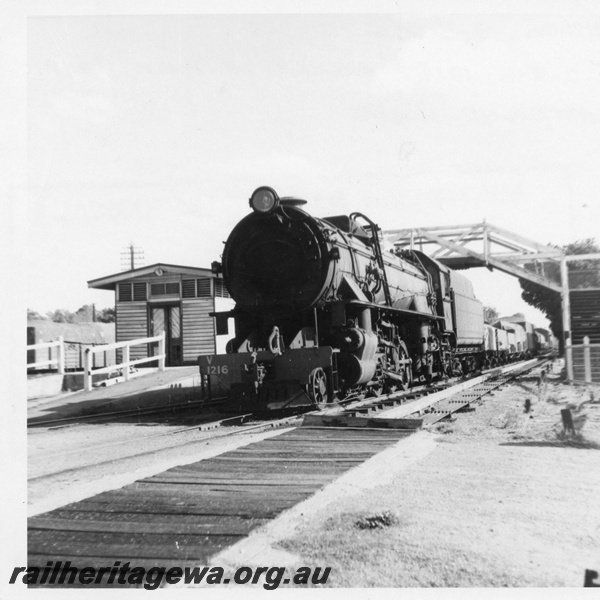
[200,186,529,408]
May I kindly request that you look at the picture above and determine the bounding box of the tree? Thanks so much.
[46,309,76,323]
[34,305,115,323]
[519,238,600,353]
[483,306,499,324]
[96,307,116,323]
[72,305,116,323]
[27,308,46,321]
[74,305,94,323]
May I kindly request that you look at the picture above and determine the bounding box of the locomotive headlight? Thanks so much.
[249,186,280,214]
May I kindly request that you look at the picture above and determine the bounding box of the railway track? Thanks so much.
[29,358,544,471]
[29,358,545,483]
[29,357,543,431]
[29,413,304,484]
[421,358,547,426]
[27,397,228,429]
[307,358,548,428]
[27,358,548,587]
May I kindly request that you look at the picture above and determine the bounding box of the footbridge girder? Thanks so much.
[384,222,564,292]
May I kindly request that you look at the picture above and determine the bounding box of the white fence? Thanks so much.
[26,336,65,374]
[83,331,166,391]
[567,336,600,384]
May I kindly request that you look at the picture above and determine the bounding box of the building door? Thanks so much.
[150,304,183,366]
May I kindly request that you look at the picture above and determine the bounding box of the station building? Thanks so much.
[88,264,233,367]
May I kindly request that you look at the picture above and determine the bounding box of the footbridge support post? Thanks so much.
[560,257,573,380]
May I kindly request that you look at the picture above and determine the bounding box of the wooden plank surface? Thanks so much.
[38,511,267,526]
[302,414,422,429]
[28,518,267,535]
[28,425,415,581]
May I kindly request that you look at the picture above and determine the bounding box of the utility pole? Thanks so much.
[121,242,145,271]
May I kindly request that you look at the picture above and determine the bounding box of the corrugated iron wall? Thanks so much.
[182,298,215,362]
[116,302,148,361]
[570,289,600,345]
[27,321,116,371]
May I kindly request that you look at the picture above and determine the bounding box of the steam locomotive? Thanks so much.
[200,186,532,409]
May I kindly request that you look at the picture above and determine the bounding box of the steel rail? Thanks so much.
[27,397,227,429]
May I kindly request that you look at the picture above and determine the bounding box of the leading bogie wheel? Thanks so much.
[308,367,329,405]
[399,346,412,391]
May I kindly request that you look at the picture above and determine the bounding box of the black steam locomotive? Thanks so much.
[200,186,492,409]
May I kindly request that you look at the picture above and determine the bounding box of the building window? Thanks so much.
[133,282,147,301]
[184,278,228,298]
[214,279,231,298]
[118,283,132,302]
[197,279,211,298]
[182,279,196,298]
[150,282,180,297]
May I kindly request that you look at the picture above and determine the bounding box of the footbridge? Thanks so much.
[384,221,600,382]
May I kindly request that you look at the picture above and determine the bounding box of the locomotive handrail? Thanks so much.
[349,212,392,306]
[83,331,166,391]
[26,336,65,373]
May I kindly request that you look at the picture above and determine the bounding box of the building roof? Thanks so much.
[27,320,115,344]
[88,263,213,291]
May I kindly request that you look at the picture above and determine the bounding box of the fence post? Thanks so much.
[158,330,166,372]
[583,336,591,383]
[57,336,65,374]
[84,348,92,392]
[123,344,130,382]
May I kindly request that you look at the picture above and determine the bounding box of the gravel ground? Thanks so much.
[212,360,600,588]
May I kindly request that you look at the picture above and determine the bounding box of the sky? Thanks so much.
[24,5,600,328]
